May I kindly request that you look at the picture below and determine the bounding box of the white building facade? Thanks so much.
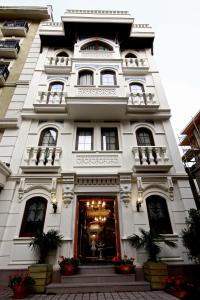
[0,9,196,270]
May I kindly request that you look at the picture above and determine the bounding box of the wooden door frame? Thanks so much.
[73,196,121,259]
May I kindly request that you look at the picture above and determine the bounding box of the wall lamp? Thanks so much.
[51,194,57,214]
[136,192,143,212]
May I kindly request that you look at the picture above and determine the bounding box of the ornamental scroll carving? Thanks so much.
[119,174,132,207]
[62,175,75,207]
[75,154,119,167]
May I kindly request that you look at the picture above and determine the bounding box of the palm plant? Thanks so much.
[29,229,63,264]
[128,228,177,262]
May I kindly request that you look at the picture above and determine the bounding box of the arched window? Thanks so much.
[136,128,154,146]
[39,128,58,146]
[101,70,116,86]
[78,70,93,86]
[136,128,156,164]
[125,53,137,58]
[20,197,47,237]
[146,195,173,234]
[48,81,64,104]
[56,51,69,57]
[81,41,112,51]
[38,128,58,165]
[129,83,146,104]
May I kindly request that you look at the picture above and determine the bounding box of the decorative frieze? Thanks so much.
[76,86,117,97]
[75,154,120,167]
[76,176,119,186]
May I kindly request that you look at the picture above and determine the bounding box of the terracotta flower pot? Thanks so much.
[13,285,28,299]
[115,264,135,274]
[170,290,189,300]
[61,264,77,276]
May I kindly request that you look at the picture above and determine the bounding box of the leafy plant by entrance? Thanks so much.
[29,229,63,263]
[128,228,177,262]
[182,208,200,264]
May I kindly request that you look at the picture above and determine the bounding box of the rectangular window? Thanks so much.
[101,128,119,150]
[76,128,93,151]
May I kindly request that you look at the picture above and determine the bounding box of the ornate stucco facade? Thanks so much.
[0,8,196,270]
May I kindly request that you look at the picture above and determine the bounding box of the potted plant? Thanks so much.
[182,209,200,264]
[8,271,35,299]
[112,255,135,274]
[58,256,79,276]
[128,228,177,289]
[28,229,63,293]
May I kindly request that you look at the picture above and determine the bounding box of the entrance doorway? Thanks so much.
[74,197,120,263]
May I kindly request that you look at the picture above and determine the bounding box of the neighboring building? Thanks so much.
[180,111,200,209]
[0,9,196,272]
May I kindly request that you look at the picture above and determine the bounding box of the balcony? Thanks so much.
[132,146,172,172]
[123,58,149,74]
[0,40,20,58]
[127,92,159,113]
[1,21,28,37]
[34,91,67,113]
[0,64,9,86]
[44,56,71,74]
[67,85,127,119]
[21,146,62,173]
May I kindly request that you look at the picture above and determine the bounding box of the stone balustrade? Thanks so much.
[24,146,62,167]
[79,50,114,58]
[128,92,157,106]
[132,146,169,166]
[37,91,67,104]
[45,56,71,67]
[123,57,149,68]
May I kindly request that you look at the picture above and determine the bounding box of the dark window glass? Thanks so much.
[125,53,137,58]
[56,51,68,57]
[20,197,47,237]
[82,41,112,51]
[136,128,154,146]
[130,83,144,94]
[146,195,173,234]
[78,71,93,86]
[39,128,58,146]
[101,70,116,86]
[101,128,119,150]
[76,128,93,151]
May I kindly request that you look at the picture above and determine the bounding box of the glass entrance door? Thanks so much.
[75,197,119,263]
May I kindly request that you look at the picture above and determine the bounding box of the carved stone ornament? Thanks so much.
[50,177,57,204]
[137,177,144,202]
[119,174,132,207]
[62,175,75,207]
[167,176,174,201]
[18,178,25,202]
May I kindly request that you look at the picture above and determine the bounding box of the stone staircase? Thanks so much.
[46,265,150,294]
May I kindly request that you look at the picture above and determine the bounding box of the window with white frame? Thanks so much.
[78,70,93,86]
[101,70,116,86]
[76,128,93,151]
[101,128,119,150]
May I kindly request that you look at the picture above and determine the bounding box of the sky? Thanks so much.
[2,0,200,138]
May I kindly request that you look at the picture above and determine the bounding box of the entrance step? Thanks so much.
[47,266,150,294]
[78,265,115,275]
[61,273,136,284]
[46,281,150,294]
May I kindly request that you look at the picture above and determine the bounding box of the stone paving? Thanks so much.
[0,288,179,300]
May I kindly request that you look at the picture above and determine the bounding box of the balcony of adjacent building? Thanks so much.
[0,160,11,190]
[0,39,20,58]
[127,83,159,113]
[1,20,29,37]
[0,64,9,86]
[21,146,62,173]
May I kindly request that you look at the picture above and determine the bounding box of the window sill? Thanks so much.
[98,85,119,88]
[75,85,96,87]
